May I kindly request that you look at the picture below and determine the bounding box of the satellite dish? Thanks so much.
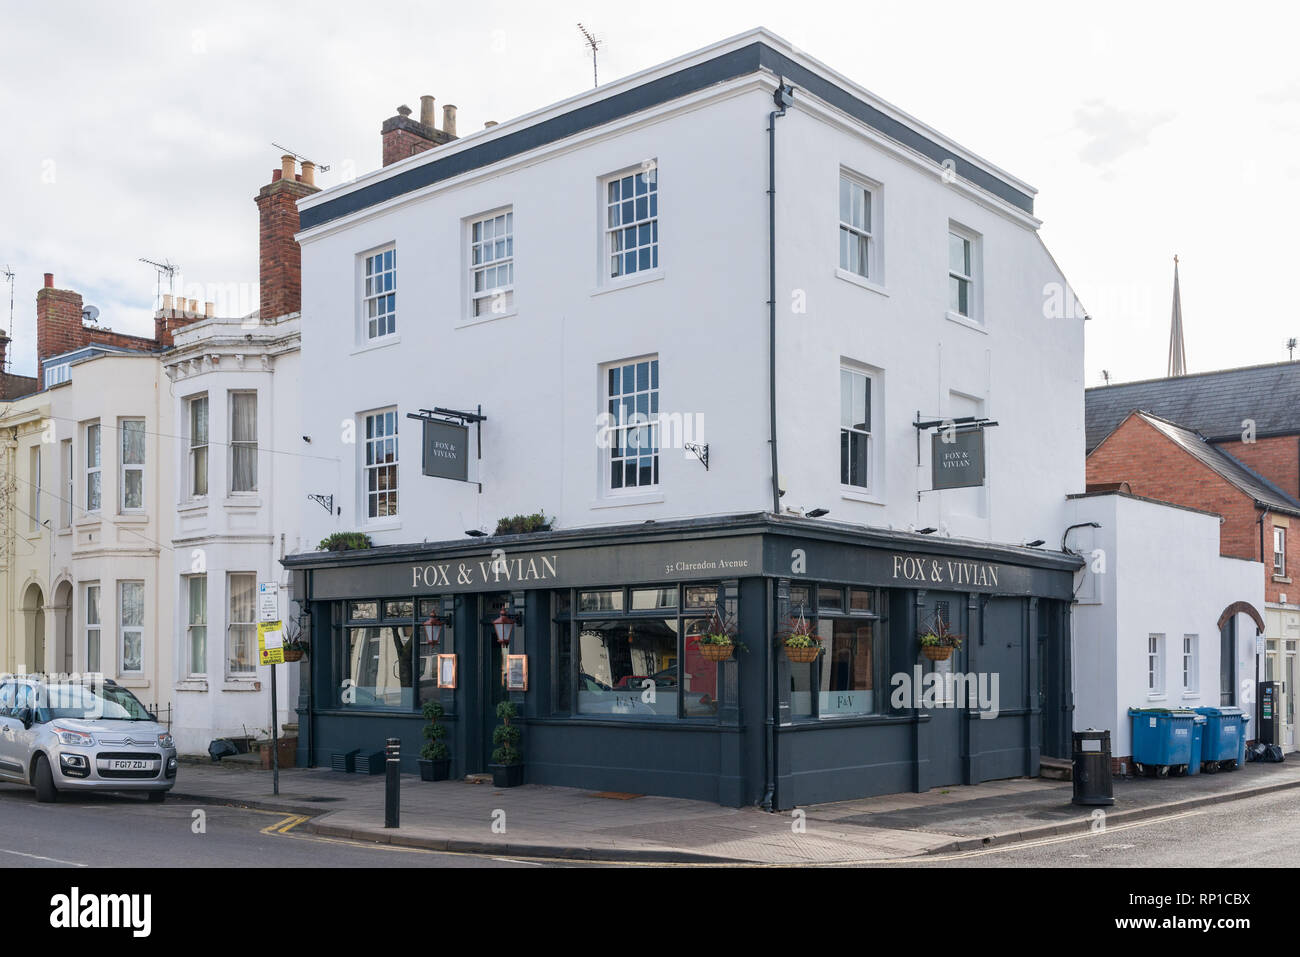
[82,305,99,324]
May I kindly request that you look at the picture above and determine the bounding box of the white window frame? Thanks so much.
[601,355,660,495]
[28,445,40,530]
[120,418,145,512]
[1148,633,1165,697]
[1275,526,1286,577]
[118,580,145,676]
[468,208,515,319]
[84,582,101,674]
[229,391,257,494]
[361,245,397,341]
[187,395,209,500]
[947,223,981,323]
[60,439,72,528]
[602,164,659,283]
[44,361,70,388]
[227,572,257,676]
[838,171,880,282]
[361,408,399,522]
[84,422,102,513]
[840,366,875,493]
[1182,634,1199,694]
[185,575,207,677]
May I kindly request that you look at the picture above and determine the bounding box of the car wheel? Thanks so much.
[147,790,166,804]
[33,755,58,803]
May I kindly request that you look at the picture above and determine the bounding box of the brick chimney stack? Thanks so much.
[255,154,320,321]
[381,95,457,167]
[36,274,85,385]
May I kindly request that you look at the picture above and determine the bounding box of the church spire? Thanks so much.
[1167,254,1187,377]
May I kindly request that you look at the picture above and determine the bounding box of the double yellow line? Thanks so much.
[260,813,310,836]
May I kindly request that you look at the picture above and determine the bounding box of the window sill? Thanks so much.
[351,334,401,357]
[177,499,209,513]
[362,519,402,533]
[75,515,102,528]
[945,311,987,334]
[841,487,885,506]
[590,491,664,509]
[457,308,518,329]
[834,267,888,297]
[1182,691,1200,699]
[224,496,262,509]
[1147,693,1167,702]
[116,677,149,690]
[57,527,72,537]
[1274,575,1292,584]
[590,269,664,298]
[175,679,209,693]
[222,679,262,692]
[115,512,149,524]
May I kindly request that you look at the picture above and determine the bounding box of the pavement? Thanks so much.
[169,758,1300,865]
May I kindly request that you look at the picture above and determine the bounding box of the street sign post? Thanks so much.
[259,581,282,795]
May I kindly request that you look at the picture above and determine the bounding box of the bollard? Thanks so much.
[384,737,401,829]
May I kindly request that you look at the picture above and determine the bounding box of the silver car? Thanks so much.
[0,677,178,803]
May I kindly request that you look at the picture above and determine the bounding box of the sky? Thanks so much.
[1,0,1298,387]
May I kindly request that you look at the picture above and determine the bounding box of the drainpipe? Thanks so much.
[767,81,793,515]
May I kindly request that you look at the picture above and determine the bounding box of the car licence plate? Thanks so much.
[108,759,152,771]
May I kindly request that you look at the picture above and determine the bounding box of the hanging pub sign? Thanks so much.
[931,428,986,490]
[422,419,469,481]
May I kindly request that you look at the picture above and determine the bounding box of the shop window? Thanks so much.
[555,583,729,719]
[784,583,884,720]
[333,598,448,711]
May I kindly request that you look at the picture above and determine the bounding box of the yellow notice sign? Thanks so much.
[259,621,285,665]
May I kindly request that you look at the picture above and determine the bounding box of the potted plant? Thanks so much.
[489,700,524,788]
[418,700,451,781]
[692,612,744,662]
[494,511,554,535]
[781,609,823,663]
[918,613,964,662]
[317,531,373,552]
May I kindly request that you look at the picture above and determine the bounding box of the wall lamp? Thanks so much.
[805,508,830,518]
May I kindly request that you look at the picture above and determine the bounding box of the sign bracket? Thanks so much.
[408,406,486,492]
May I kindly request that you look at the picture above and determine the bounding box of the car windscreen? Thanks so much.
[39,684,153,721]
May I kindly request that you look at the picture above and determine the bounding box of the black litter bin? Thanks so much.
[1072,729,1114,806]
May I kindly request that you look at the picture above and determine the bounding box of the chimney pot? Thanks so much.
[443,104,457,137]
[301,160,316,187]
[484,120,498,128]
[420,95,435,127]
[280,154,296,180]
[162,294,173,311]
[188,298,200,315]
[205,301,215,318]
[44,273,54,288]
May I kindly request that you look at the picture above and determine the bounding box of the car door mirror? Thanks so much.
[13,708,32,729]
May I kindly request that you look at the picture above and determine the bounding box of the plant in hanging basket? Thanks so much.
[780,610,823,663]
[918,613,964,662]
[281,621,309,662]
[691,612,745,662]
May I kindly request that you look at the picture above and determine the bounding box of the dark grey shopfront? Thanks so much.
[284,514,1078,810]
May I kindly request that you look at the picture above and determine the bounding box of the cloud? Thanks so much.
[1072,99,1174,167]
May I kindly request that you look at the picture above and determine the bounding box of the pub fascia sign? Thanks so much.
[412,553,559,590]
[891,554,1000,588]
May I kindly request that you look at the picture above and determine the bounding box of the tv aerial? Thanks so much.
[271,142,330,173]
[139,258,179,308]
[1288,338,1297,361]
[577,23,602,87]
[1,265,12,371]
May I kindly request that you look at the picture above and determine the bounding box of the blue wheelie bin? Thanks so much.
[1187,714,1205,775]
[1195,706,1250,771]
[1128,708,1198,776]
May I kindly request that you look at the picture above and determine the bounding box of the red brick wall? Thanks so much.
[1086,413,1261,560]
[1215,435,1300,499]
[255,174,318,320]
[382,128,438,167]
[36,284,159,384]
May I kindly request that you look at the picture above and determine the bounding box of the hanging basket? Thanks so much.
[282,648,305,663]
[698,643,734,663]
[921,645,953,662]
[784,644,820,663]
